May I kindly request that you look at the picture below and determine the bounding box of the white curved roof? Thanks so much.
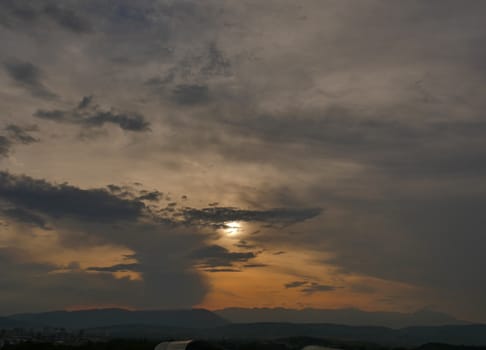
[155,340,193,350]
[302,346,342,350]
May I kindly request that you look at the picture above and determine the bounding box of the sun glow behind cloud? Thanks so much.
[224,221,241,236]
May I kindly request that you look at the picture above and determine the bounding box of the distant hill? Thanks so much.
[84,323,486,347]
[0,316,36,328]
[3,308,486,347]
[8,308,228,329]
[214,308,466,328]
[417,343,486,350]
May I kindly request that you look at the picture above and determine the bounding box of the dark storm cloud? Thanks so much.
[0,171,145,222]
[3,60,57,100]
[191,244,256,268]
[86,263,141,273]
[1,207,49,230]
[0,172,211,313]
[34,97,150,132]
[181,206,322,226]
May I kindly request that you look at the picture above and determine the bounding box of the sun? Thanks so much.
[224,221,241,236]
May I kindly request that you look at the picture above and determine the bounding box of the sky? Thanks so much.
[1,0,486,322]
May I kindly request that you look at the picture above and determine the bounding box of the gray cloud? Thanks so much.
[43,3,91,33]
[0,247,145,314]
[172,84,210,106]
[82,111,150,131]
[203,268,241,273]
[4,124,39,144]
[0,136,11,157]
[147,42,231,86]
[77,95,93,109]
[0,172,211,312]
[191,244,256,268]
[0,171,145,222]
[0,1,91,33]
[137,190,163,202]
[0,1,38,24]
[3,60,57,100]
[35,96,150,132]
[284,281,308,289]
[301,283,337,294]
[1,207,49,230]
[284,280,337,294]
[86,263,141,273]
[234,240,256,249]
[0,125,39,158]
[181,206,322,226]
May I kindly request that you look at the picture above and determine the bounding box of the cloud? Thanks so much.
[43,3,91,33]
[191,244,256,268]
[0,172,211,312]
[34,96,150,132]
[146,42,231,88]
[0,247,145,314]
[203,268,241,273]
[301,283,337,294]
[0,136,11,157]
[180,206,322,226]
[284,281,337,294]
[234,240,256,249]
[3,60,57,100]
[0,125,39,158]
[137,191,163,202]
[86,263,141,273]
[172,84,210,106]
[0,171,145,222]
[4,124,39,144]
[77,95,93,109]
[82,111,150,131]
[0,1,91,33]
[1,207,49,230]
[243,263,268,268]
[284,281,308,289]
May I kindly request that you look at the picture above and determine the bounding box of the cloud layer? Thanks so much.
[1,0,486,322]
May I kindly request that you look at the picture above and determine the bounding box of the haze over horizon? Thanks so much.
[1,0,486,323]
